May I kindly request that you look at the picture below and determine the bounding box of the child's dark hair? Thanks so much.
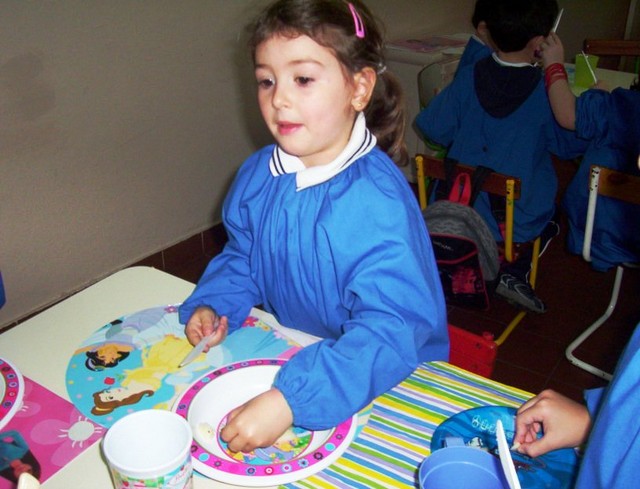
[85,350,129,371]
[471,0,492,29]
[248,0,407,165]
[486,0,558,53]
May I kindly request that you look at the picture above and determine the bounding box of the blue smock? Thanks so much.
[456,36,492,74]
[416,57,586,242]
[179,119,448,429]
[576,322,640,488]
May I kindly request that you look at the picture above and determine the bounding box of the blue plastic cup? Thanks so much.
[419,447,508,489]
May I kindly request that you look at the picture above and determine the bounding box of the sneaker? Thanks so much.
[495,273,547,313]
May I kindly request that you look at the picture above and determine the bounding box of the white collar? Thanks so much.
[470,34,486,46]
[269,112,377,191]
[492,52,536,68]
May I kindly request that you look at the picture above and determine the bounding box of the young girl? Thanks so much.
[178,0,448,453]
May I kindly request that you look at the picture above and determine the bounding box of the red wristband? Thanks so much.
[544,63,568,90]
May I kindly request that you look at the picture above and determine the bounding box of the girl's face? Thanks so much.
[96,344,121,363]
[255,34,372,168]
[99,387,129,402]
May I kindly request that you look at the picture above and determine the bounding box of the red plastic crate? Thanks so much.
[448,324,497,378]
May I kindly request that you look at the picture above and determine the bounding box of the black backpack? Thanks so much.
[423,163,500,310]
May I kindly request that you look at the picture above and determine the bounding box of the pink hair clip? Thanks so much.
[348,3,365,39]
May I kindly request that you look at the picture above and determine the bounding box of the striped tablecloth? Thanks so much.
[283,361,533,489]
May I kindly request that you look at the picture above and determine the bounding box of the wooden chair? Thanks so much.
[416,154,542,346]
[583,39,640,73]
[565,165,640,381]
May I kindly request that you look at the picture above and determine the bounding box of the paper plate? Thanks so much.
[431,405,579,489]
[173,358,357,487]
[0,357,25,431]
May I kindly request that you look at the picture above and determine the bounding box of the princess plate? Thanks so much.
[432,405,579,489]
[173,358,357,487]
[0,357,25,431]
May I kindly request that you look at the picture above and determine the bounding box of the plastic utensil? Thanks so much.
[496,419,522,489]
[18,473,41,489]
[552,8,563,33]
[179,316,220,367]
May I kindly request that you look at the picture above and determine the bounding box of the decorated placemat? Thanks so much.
[65,305,301,428]
[0,376,102,487]
[281,361,533,489]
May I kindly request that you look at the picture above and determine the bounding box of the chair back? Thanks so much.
[583,165,640,262]
[416,154,537,346]
[583,38,640,73]
[416,154,521,262]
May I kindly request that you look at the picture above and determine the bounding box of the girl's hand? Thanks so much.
[184,307,228,352]
[514,389,591,458]
[221,388,294,453]
[540,32,565,68]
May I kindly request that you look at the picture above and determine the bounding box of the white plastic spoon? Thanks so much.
[496,419,522,489]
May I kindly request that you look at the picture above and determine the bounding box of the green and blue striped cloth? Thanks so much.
[283,361,532,489]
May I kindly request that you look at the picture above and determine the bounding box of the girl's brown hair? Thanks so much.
[91,388,154,416]
[248,0,408,165]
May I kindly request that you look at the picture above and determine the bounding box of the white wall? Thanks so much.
[0,0,631,328]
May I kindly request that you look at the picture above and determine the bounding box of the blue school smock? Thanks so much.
[561,88,640,271]
[179,116,448,430]
[456,36,492,74]
[416,56,586,243]
[575,322,640,488]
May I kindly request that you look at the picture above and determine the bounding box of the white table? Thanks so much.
[0,266,276,488]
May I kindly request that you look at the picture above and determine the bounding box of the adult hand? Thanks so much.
[540,32,565,68]
[514,389,591,458]
[184,306,228,351]
[221,388,294,453]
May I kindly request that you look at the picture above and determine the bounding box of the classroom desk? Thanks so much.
[0,267,533,488]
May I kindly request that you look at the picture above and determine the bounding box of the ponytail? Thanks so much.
[366,70,408,166]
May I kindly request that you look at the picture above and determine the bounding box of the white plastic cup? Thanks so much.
[102,409,193,489]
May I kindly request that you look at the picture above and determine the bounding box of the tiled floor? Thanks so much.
[154,159,640,404]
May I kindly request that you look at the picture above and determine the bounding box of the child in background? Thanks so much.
[415,0,586,314]
[541,32,640,270]
[179,0,448,453]
[541,32,640,152]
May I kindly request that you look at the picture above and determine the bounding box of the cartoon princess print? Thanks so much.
[91,334,195,416]
[76,307,183,371]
